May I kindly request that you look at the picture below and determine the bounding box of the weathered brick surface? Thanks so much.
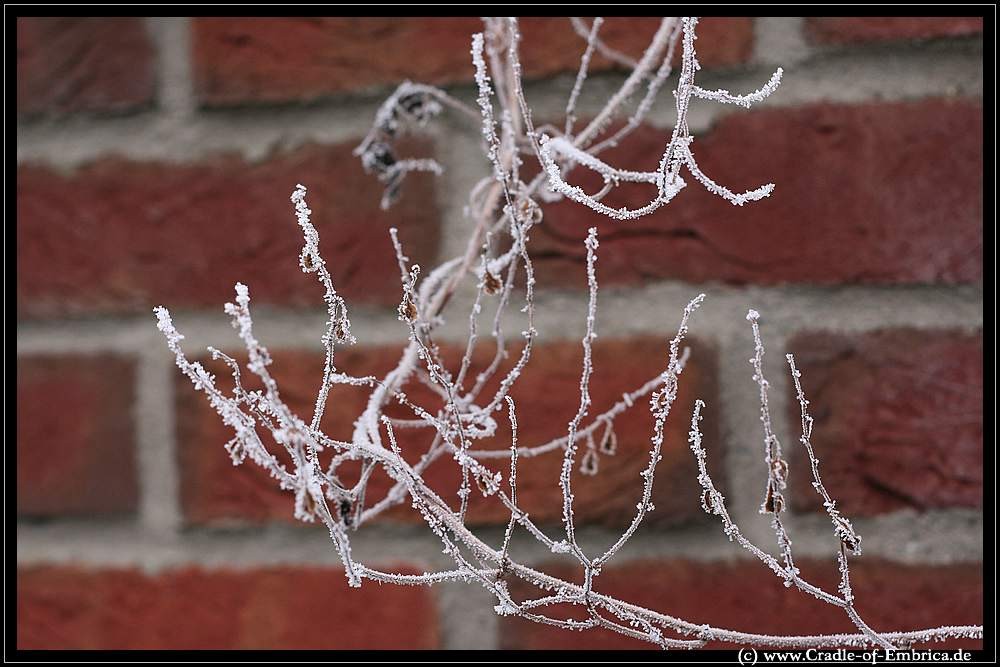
[786,330,983,516]
[531,99,982,288]
[193,18,752,106]
[500,558,983,649]
[17,564,439,649]
[177,337,719,528]
[17,141,440,318]
[17,355,138,517]
[17,18,156,116]
[806,17,984,45]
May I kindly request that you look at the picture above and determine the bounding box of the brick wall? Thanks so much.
[16,16,984,650]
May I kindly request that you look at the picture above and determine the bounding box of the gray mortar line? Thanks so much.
[16,507,983,571]
[436,582,500,649]
[753,17,814,69]
[426,121,489,267]
[134,335,183,536]
[147,18,196,118]
[18,284,981,355]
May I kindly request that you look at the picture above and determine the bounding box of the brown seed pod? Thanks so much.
[509,194,543,224]
[303,491,317,516]
[772,458,789,483]
[399,299,418,322]
[834,517,860,552]
[701,489,714,514]
[483,271,503,295]
[340,498,354,527]
[300,251,317,272]
[762,484,784,514]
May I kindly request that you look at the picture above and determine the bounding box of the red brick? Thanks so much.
[193,18,752,106]
[17,564,439,649]
[17,18,156,116]
[17,355,138,517]
[16,141,440,318]
[786,330,983,516]
[177,337,719,528]
[501,558,983,649]
[806,17,984,45]
[517,17,753,77]
[531,99,982,287]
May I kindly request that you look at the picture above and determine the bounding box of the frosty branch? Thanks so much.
[155,17,982,650]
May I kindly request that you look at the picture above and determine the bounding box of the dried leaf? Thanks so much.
[483,271,503,295]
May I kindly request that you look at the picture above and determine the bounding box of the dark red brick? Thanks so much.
[806,17,984,45]
[786,330,983,516]
[193,18,752,106]
[17,354,138,517]
[517,17,753,77]
[531,99,982,287]
[17,564,439,649]
[17,141,440,318]
[501,558,983,649]
[177,337,719,528]
[17,18,156,116]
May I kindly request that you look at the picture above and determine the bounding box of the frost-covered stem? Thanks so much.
[477,210,539,418]
[693,67,784,108]
[498,396,519,572]
[347,32,520,455]
[787,353,874,641]
[160,295,982,647]
[544,17,777,218]
[356,30,541,520]
[688,399,786,577]
[596,294,703,567]
[786,354,862,556]
[573,18,675,148]
[378,392,977,646]
[688,401,898,650]
[388,226,412,287]
[587,18,682,156]
[380,416,508,599]
[292,185,356,468]
[399,264,478,522]
[451,241,493,397]
[482,18,512,119]
[366,420,974,647]
[745,310,790,543]
[569,17,639,69]
[469,373,661,459]
[506,19,543,165]
[564,17,604,137]
[558,227,601,565]
[747,313,893,650]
